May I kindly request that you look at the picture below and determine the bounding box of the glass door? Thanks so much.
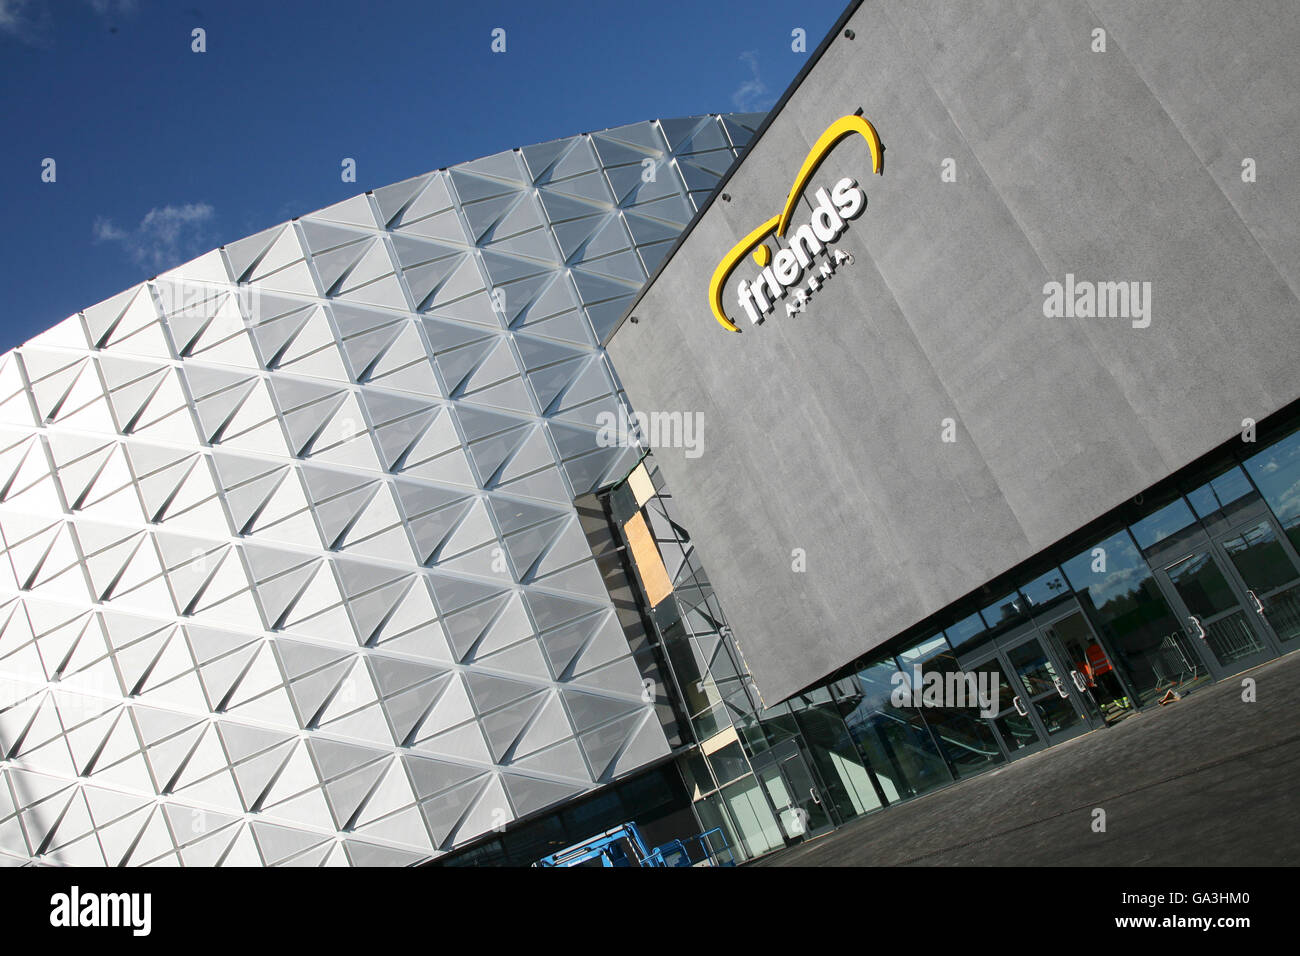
[751,739,835,843]
[1039,607,1137,725]
[1000,626,1094,745]
[958,601,1117,760]
[957,647,1047,759]
[1214,515,1300,651]
[1148,506,1294,677]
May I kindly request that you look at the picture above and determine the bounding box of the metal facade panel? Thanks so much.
[0,115,757,866]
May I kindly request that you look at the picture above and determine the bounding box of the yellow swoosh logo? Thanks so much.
[708,114,884,332]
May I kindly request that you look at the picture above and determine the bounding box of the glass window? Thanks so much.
[980,592,1023,630]
[679,750,714,798]
[831,661,953,802]
[719,777,784,858]
[607,481,640,524]
[705,740,751,786]
[1129,497,1197,552]
[1020,566,1071,610]
[690,702,731,741]
[693,791,749,862]
[909,648,1005,779]
[734,712,771,757]
[1187,466,1256,520]
[1220,520,1300,593]
[1244,427,1300,552]
[662,628,714,716]
[790,700,885,821]
[897,632,950,665]
[1061,531,1208,705]
[944,612,987,652]
[754,701,801,750]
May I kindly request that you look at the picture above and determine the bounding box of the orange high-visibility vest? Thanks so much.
[1085,644,1113,678]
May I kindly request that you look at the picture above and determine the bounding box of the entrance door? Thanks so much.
[1150,504,1300,677]
[956,647,1047,759]
[1039,607,1137,725]
[957,600,1121,761]
[1215,516,1300,651]
[999,625,1094,745]
[751,739,835,844]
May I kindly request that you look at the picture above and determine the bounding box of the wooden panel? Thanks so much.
[624,511,673,607]
[627,463,656,507]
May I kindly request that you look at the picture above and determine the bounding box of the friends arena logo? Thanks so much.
[708,113,884,332]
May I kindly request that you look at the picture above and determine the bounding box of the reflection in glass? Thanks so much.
[789,693,885,819]
[693,790,752,862]
[1006,638,1083,735]
[763,752,833,836]
[1244,427,1300,552]
[980,592,1023,630]
[945,612,988,652]
[1165,551,1241,618]
[897,633,950,665]
[1221,520,1298,592]
[1220,520,1300,645]
[1062,531,1209,705]
[706,739,751,787]
[1188,466,1256,520]
[1163,549,1267,666]
[908,649,1005,777]
[1021,567,1071,610]
[1130,498,1198,551]
[719,777,784,857]
[966,658,1038,752]
[831,663,953,802]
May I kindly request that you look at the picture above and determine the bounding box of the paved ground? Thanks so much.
[754,650,1300,866]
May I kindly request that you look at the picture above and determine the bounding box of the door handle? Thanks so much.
[1247,589,1266,615]
[1013,695,1027,716]
[1070,670,1087,692]
[1053,676,1069,698]
[1188,615,1207,641]
[809,787,822,806]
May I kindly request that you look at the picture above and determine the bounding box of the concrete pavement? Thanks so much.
[753,650,1300,866]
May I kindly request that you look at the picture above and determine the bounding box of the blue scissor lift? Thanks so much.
[533,822,735,867]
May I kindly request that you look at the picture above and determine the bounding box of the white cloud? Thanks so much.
[732,51,771,112]
[1,0,139,44]
[85,0,139,19]
[0,0,48,44]
[93,203,217,273]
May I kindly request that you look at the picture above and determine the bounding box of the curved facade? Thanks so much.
[0,114,762,865]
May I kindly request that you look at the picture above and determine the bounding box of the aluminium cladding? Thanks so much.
[0,114,763,866]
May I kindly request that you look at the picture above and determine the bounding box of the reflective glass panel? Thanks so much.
[980,592,1023,629]
[1130,498,1197,551]
[719,778,784,858]
[790,700,885,819]
[833,662,953,802]
[1188,466,1256,520]
[909,649,1005,778]
[1020,567,1071,610]
[945,612,988,652]
[1061,531,1209,705]
[1244,428,1300,551]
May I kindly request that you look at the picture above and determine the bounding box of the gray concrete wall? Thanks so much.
[607,0,1300,702]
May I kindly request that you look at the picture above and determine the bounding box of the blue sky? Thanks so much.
[0,0,845,351]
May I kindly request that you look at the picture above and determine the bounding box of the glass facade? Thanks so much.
[595,414,1300,863]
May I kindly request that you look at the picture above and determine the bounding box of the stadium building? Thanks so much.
[0,114,768,866]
